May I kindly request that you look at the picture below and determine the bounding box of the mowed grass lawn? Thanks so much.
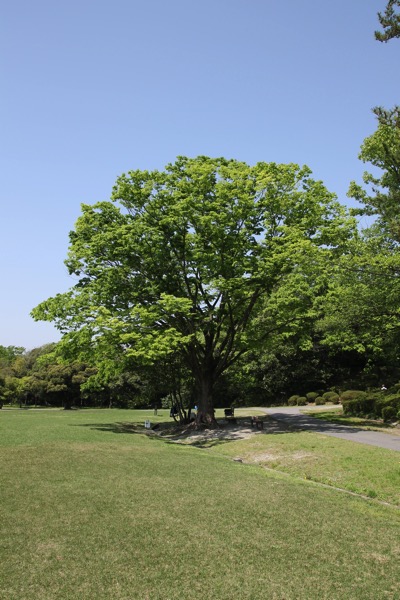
[0,409,399,600]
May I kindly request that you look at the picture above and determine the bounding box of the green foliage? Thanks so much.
[316,237,400,390]
[288,395,299,406]
[349,106,400,240]
[315,396,325,405]
[342,396,377,417]
[341,393,400,419]
[375,0,400,41]
[322,391,339,402]
[296,396,307,406]
[322,107,400,379]
[340,391,370,415]
[375,395,400,417]
[340,390,367,402]
[0,345,25,367]
[306,392,319,402]
[382,406,397,421]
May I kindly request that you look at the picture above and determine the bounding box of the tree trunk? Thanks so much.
[195,374,218,428]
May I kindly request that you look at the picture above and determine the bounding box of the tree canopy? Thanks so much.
[32,156,354,424]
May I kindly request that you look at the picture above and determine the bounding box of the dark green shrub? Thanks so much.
[342,395,377,417]
[331,394,340,404]
[315,396,325,405]
[375,395,400,418]
[297,396,307,406]
[322,391,339,402]
[288,395,299,406]
[387,382,400,394]
[306,392,319,403]
[382,406,396,422]
[340,390,367,402]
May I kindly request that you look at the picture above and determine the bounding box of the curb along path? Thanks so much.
[259,406,400,452]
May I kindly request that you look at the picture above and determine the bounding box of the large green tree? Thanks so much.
[32,156,353,425]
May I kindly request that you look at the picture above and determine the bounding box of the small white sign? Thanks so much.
[144,420,151,429]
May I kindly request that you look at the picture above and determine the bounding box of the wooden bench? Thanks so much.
[251,416,264,430]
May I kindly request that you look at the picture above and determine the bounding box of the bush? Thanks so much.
[297,396,307,406]
[342,394,377,417]
[340,390,367,402]
[288,395,299,406]
[387,382,400,395]
[306,392,319,403]
[382,406,396,422]
[375,395,400,418]
[331,395,340,404]
[315,396,325,405]
[322,391,339,402]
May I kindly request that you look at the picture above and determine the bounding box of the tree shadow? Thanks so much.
[71,416,298,450]
[72,421,170,438]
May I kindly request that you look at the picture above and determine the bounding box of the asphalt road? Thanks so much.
[260,406,400,452]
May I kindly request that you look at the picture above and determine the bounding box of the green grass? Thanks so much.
[1,408,400,600]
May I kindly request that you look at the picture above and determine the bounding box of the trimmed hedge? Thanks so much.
[297,396,307,406]
[375,395,400,418]
[315,396,325,405]
[288,395,299,406]
[382,406,396,422]
[322,391,339,403]
[342,393,400,419]
[306,392,319,402]
[342,396,376,416]
[340,390,366,402]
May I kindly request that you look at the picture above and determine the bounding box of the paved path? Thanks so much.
[259,406,400,452]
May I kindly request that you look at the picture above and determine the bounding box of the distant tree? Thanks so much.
[375,0,400,42]
[26,357,96,409]
[0,373,5,407]
[32,156,354,426]
[0,345,25,374]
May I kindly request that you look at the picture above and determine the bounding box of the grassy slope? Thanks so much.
[0,408,399,600]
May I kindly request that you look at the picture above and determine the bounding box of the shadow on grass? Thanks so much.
[71,412,400,452]
[71,417,294,449]
[72,421,168,438]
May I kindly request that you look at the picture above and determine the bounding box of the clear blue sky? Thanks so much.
[1,0,399,349]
